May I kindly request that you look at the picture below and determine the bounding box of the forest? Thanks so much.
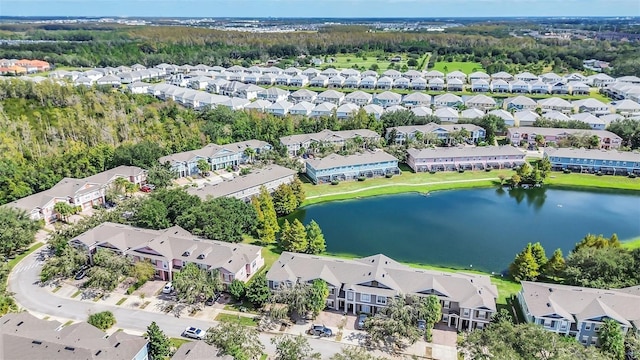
[0,24,639,76]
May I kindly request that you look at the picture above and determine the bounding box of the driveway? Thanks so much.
[432,323,458,347]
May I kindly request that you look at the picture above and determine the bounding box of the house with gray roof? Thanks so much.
[0,312,148,360]
[407,146,525,172]
[158,140,271,178]
[336,103,360,119]
[544,147,640,175]
[503,96,537,111]
[344,91,373,106]
[280,129,380,156]
[267,252,498,330]
[402,92,431,108]
[464,94,496,111]
[509,128,621,150]
[71,222,264,284]
[244,99,272,113]
[316,90,345,105]
[257,87,289,103]
[289,101,315,117]
[187,165,296,202]
[363,104,385,119]
[4,166,146,224]
[172,341,232,360]
[387,123,485,145]
[373,91,401,108]
[289,89,317,104]
[518,281,640,346]
[305,151,399,184]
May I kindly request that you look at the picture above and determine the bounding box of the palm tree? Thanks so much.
[243,147,256,163]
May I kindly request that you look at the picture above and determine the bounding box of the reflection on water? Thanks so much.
[507,186,547,211]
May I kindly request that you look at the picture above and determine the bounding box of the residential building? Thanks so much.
[428,78,445,91]
[538,97,574,114]
[434,107,460,123]
[289,101,315,116]
[280,129,380,156]
[514,110,540,127]
[305,151,399,184]
[407,146,525,172]
[544,148,640,174]
[490,79,510,93]
[387,123,486,144]
[424,70,445,80]
[4,166,147,224]
[515,72,539,83]
[360,76,377,89]
[244,99,272,113]
[446,78,464,92]
[0,312,148,360]
[465,94,496,111]
[257,87,289,102]
[336,103,360,119]
[460,108,485,120]
[267,252,498,331]
[470,79,490,93]
[587,73,615,88]
[402,92,431,108]
[266,100,294,116]
[503,96,538,111]
[373,91,402,108]
[571,113,606,130]
[468,71,490,83]
[573,98,611,117]
[363,104,385,119]
[507,127,622,149]
[289,89,317,103]
[433,93,463,108]
[488,109,515,126]
[376,76,394,90]
[187,165,296,202]
[446,71,467,84]
[311,102,337,117]
[344,91,373,106]
[158,140,272,177]
[518,281,640,346]
[491,71,514,82]
[410,77,427,90]
[570,82,590,95]
[71,222,264,283]
[316,90,345,105]
[609,99,640,116]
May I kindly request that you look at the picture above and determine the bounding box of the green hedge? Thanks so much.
[88,311,115,330]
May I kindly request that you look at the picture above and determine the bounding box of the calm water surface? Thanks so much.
[292,188,640,272]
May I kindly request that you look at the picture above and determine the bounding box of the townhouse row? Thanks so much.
[0,58,50,74]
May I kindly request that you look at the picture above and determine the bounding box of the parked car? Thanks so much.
[205,292,221,306]
[357,314,368,330]
[74,269,87,280]
[417,319,426,331]
[140,184,155,193]
[308,324,333,337]
[182,327,205,340]
[162,282,173,294]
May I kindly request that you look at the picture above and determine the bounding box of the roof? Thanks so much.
[520,281,640,327]
[407,146,525,159]
[268,252,498,311]
[375,91,401,101]
[390,123,484,135]
[317,90,344,99]
[465,94,496,106]
[538,97,573,108]
[434,93,462,104]
[545,148,640,163]
[510,127,621,141]
[345,91,373,101]
[412,106,433,117]
[504,96,537,106]
[187,165,295,201]
[461,108,485,119]
[72,222,262,274]
[281,129,379,147]
[0,313,147,360]
[306,151,398,171]
[158,140,270,164]
[171,341,232,360]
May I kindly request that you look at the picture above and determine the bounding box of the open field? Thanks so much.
[215,313,259,327]
[324,52,430,74]
[622,237,640,250]
[432,61,484,74]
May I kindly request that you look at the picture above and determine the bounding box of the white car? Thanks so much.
[182,327,205,340]
[162,282,173,294]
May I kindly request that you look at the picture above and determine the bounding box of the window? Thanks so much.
[347,291,354,301]
[581,336,588,344]
[329,287,335,295]
[272,281,280,289]
[360,293,371,302]
[443,301,450,309]
[478,311,486,320]
[376,296,387,305]
[594,325,601,332]
[585,323,591,331]
[251,260,256,268]
[463,309,470,317]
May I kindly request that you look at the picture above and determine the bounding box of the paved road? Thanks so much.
[8,250,347,358]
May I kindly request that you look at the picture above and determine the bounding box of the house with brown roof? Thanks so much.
[0,312,148,360]
[70,222,264,283]
[305,151,399,184]
[407,146,526,172]
[267,252,498,331]
[518,281,640,346]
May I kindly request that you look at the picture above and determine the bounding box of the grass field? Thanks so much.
[323,53,430,74]
[622,237,640,250]
[432,61,484,74]
[215,313,259,327]
[169,338,191,350]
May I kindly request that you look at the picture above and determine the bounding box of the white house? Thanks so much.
[289,101,315,116]
[429,78,445,91]
[310,75,329,88]
[363,104,385,119]
[433,93,463,108]
[290,89,317,103]
[344,76,361,88]
[336,103,360,119]
[538,97,574,114]
[571,113,606,130]
[424,70,445,80]
[587,73,615,88]
[514,110,540,127]
[491,71,514,82]
[530,81,550,94]
[275,74,291,86]
[257,87,289,102]
[311,102,337,117]
[382,69,402,79]
[328,76,346,88]
[290,74,309,87]
[373,91,402,108]
[244,99,272,112]
[316,90,345,105]
[377,76,394,90]
[344,91,373,106]
[515,72,538,83]
[471,79,490,92]
[410,77,427,90]
[434,107,459,123]
[465,94,496,111]
[468,71,490,83]
[570,82,590,95]
[503,96,538,111]
[446,71,467,83]
[491,79,510,93]
[488,109,515,126]
[266,100,294,116]
[393,77,410,89]
[460,108,485,120]
[360,76,377,89]
[402,92,431,108]
[447,78,464,92]
[573,98,611,116]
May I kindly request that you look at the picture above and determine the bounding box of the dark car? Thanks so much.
[308,324,333,337]
[417,319,426,331]
[74,269,87,280]
[205,292,221,306]
[357,314,368,330]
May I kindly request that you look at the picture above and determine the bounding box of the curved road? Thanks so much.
[8,250,345,358]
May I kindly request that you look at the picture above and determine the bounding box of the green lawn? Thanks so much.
[223,299,259,314]
[324,53,428,74]
[215,313,259,327]
[7,242,44,269]
[432,61,484,74]
[546,173,639,191]
[170,338,191,350]
[622,237,640,250]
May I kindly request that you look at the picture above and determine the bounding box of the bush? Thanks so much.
[330,180,339,185]
[485,168,492,172]
[596,171,603,176]
[385,173,393,178]
[458,169,465,173]
[629,173,637,178]
[563,169,571,174]
[126,279,147,295]
[357,176,366,181]
[88,311,116,330]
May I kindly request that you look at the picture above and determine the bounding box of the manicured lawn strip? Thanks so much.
[224,299,259,314]
[215,313,259,327]
[63,320,74,327]
[432,61,485,74]
[52,286,62,293]
[7,242,44,270]
[546,173,639,191]
[71,290,82,298]
[170,338,191,350]
[116,297,128,306]
[622,237,640,250]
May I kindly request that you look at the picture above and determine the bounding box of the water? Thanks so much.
[291,187,640,272]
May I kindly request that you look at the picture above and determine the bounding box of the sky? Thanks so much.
[1,0,639,18]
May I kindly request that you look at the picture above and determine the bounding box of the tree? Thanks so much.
[510,174,522,187]
[530,242,548,269]
[245,272,271,307]
[205,322,265,360]
[146,163,176,188]
[417,295,442,342]
[150,189,201,224]
[598,319,625,360]
[491,308,513,324]
[309,279,329,317]
[86,248,131,291]
[271,280,327,320]
[173,263,221,305]
[574,233,621,252]
[272,184,298,216]
[196,159,210,175]
[87,311,116,330]
[305,220,326,254]
[364,294,420,350]
[271,334,320,360]
[132,260,155,283]
[251,186,279,245]
[53,202,76,223]
[289,177,306,205]
[228,279,247,301]
[563,247,637,288]
[134,198,171,230]
[330,346,388,360]
[177,197,258,243]
[508,243,540,281]
[280,219,308,253]
[145,321,171,360]
[40,245,87,283]
[243,147,256,164]
[542,248,566,279]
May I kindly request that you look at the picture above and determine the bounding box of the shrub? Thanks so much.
[357,176,366,181]
[563,169,571,174]
[596,171,603,176]
[485,168,492,172]
[88,311,115,330]
[385,173,393,178]
[458,169,465,173]
[330,180,339,185]
[429,171,436,174]
[629,173,637,179]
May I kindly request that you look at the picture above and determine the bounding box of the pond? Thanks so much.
[291,187,640,273]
